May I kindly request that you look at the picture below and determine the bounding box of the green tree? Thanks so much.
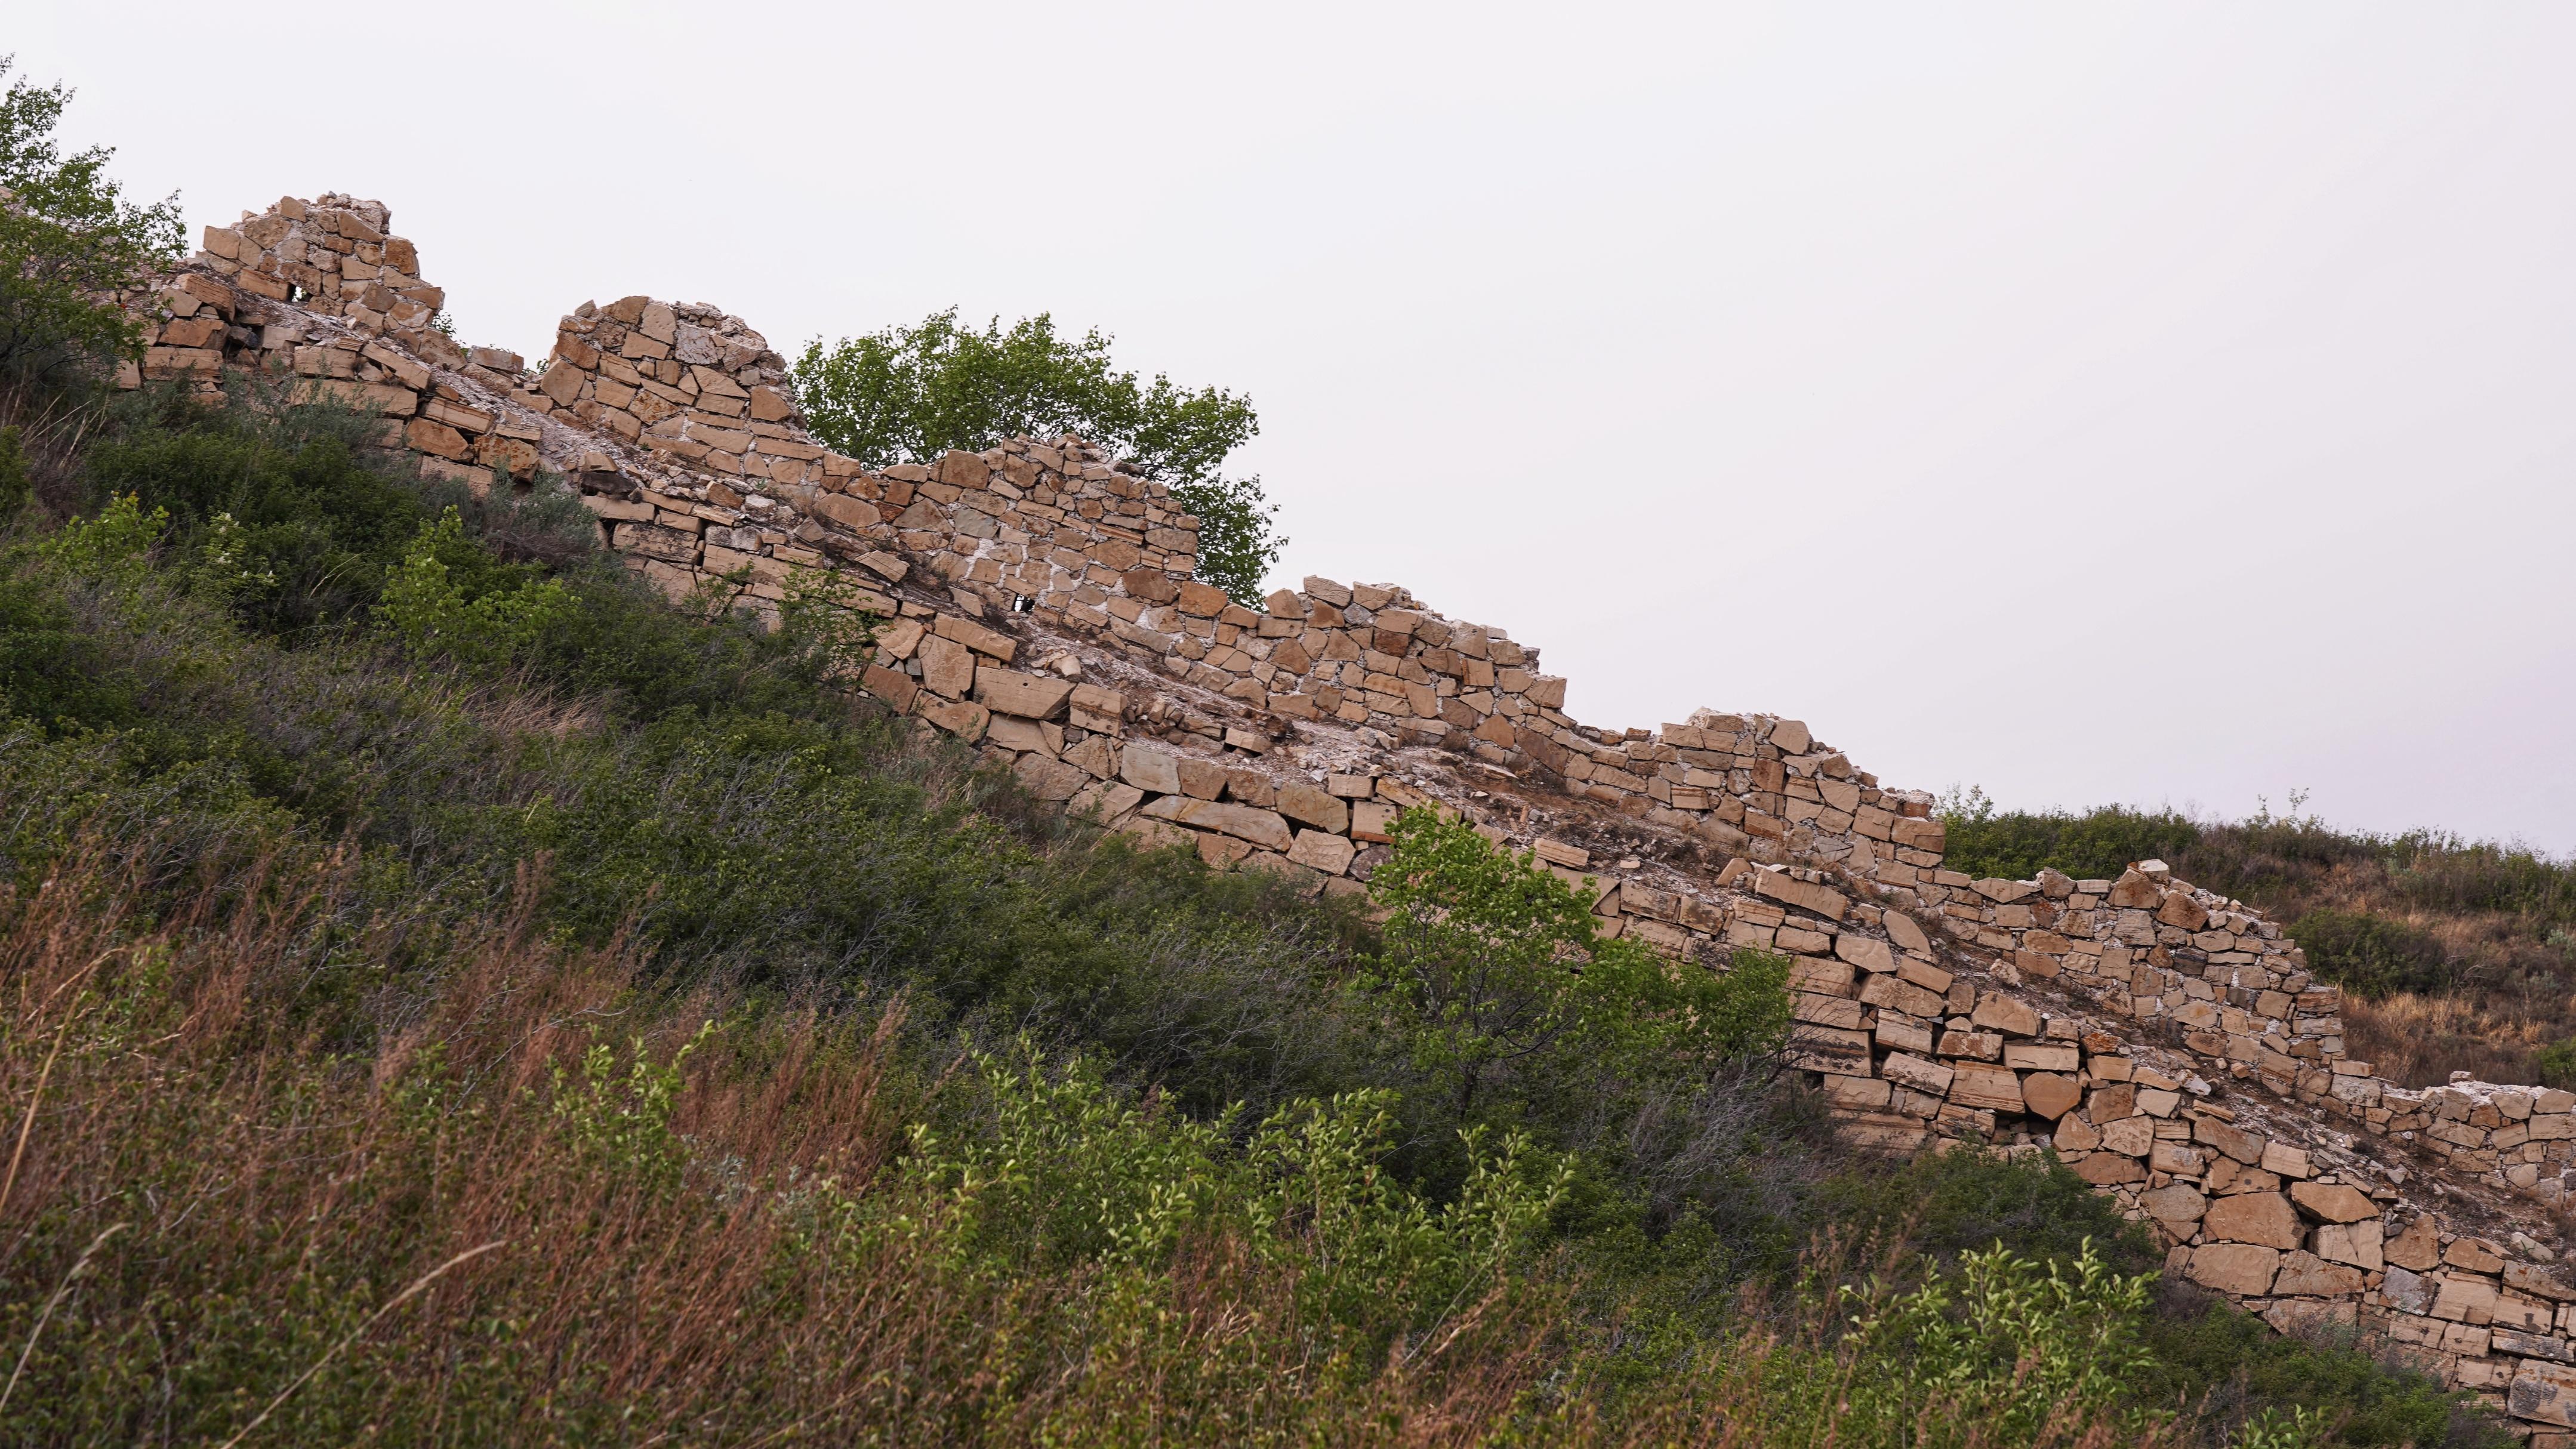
[792,308,1283,602]
[0,57,184,384]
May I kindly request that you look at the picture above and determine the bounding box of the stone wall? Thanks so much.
[114,193,2576,1438]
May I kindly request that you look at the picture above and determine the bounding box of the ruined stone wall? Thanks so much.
[114,195,2576,1438]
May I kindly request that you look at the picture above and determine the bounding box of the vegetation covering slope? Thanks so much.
[1937,789,2576,1089]
[0,63,2521,1447]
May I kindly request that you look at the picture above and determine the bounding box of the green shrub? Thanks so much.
[1356,809,1790,1183]
[2287,908,2455,1000]
[1814,1146,2156,1277]
[1936,789,2203,883]
[2134,1291,2515,1448]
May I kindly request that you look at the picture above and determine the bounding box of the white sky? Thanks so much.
[22,3,2576,851]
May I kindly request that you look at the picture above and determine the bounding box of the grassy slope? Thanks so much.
[0,384,2510,1445]
[1937,798,2576,1088]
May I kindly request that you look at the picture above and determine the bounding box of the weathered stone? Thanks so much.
[1881,1052,1954,1096]
[1010,752,1087,802]
[2099,1116,2154,1157]
[2022,1072,2082,1120]
[1275,784,1350,834]
[2106,868,2164,909]
[1287,829,1357,875]
[2273,1250,2365,1297]
[2140,1183,2208,1226]
[1786,1026,1874,1074]
[2204,1192,2305,1250]
[1968,992,2041,1038]
[2448,1238,2509,1274]
[932,613,1018,661]
[1836,934,1894,973]
[2186,1243,2281,1296]
[2386,1215,2443,1271]
[1751,870,1848,921]
[2316,1220,2386,1272]
[2073,1151,2144,1185]
[917,634,975,698]
[1947,1063,2024,1114]
[2289,1180,2380,1223]
[1120,742,1184,795]
[2193,1117,2266,1165]
[973,668,1074,719]
[1148,799,1293,851]
[917,697,988,741]
[1882,911,1931,955]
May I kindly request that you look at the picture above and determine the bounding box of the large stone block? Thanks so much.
[1287,830,1357,875]
[974,668,1074,720]
[2316,1220,2385,1272]
[1751,870,1848,921]
[1276,784,1349,834]
[2204,1192,2305,1250]
[2273,1250,2365,1297]
[2187,1243,2281,1296]
[917,634,976,698]
[2290,1181,2380,1223]
[1143,799,1293,851]
[1947,1063,2024,1114]
[1120,742,1183,794]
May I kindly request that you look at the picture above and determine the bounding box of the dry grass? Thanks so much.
[2343,989,2569,1089]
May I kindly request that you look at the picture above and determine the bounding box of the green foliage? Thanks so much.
[0,423,29,518]
[2536,1038,2576,1091]
[2134,1293,2516,1448]
[916,1048,1568,1364]
[375,507,574,665]
[1816,1241,2159,1447]
[1815,1146,2157,1277]
[2286,908,2455,1000]
[37,489,164,583]
[792,307,1283,602]
[82,421,437,634]
[773,560,885,680]
[1358,808,1791,1157]
[0,57,184,381]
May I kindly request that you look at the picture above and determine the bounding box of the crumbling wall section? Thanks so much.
[112,195,2576,1439]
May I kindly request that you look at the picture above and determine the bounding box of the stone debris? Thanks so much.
[116,193,2576,1440]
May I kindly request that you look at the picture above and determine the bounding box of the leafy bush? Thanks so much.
[1357,808,1790,1184]
[2134,1290,2515,1448]
[793,307,1284,602]
[2286,909,2455,1000]
[1813,1241,2160,1447]
[374,506,574,665]
[1814,1146,2156,1277]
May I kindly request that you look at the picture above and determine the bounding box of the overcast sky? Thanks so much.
[23,3,2576,850]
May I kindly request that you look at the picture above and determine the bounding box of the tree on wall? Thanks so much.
[0,57,184,386]
[792,309,1284,604]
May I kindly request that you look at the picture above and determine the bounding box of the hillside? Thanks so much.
[1,80,2569,1444]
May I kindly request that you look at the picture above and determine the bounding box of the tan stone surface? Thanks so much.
[2204,1192,2305,1250]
